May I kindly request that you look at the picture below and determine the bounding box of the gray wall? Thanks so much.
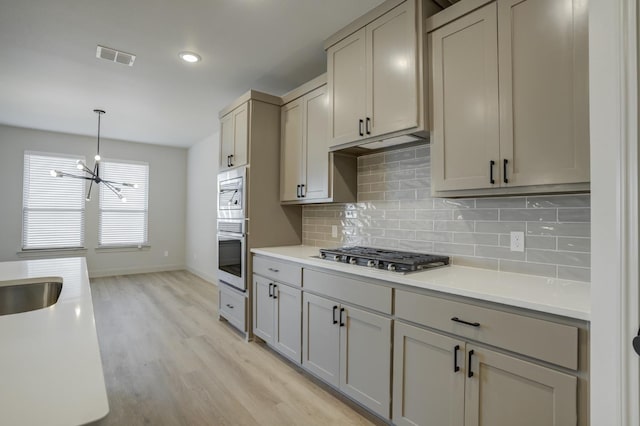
[185,132,219,283]
[303,145,591,282]
[0,125,187,277]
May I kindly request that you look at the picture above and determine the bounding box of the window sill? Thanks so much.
[95,245,151,253]
[17,248,88,258]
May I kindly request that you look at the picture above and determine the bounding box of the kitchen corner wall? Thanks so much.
[303,145,591,282]
[185,132,218,283]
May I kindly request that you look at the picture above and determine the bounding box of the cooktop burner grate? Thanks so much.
[319,246,450,273]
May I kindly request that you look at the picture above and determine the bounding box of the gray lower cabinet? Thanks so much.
[393,320,578,426]
[464,344,576,426]
[393,322,465,426]
[302,292,392,418]
[253,274,302,363]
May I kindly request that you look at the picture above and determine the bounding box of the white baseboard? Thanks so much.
[88,263,185,278]
[185,266,217,285]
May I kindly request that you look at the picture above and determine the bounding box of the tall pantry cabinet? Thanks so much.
[217,90,302,339]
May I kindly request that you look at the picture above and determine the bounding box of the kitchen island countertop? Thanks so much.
[251,245,590,321]
[0,257,108,426]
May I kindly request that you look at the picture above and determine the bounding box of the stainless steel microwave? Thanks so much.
[217,166,246,219]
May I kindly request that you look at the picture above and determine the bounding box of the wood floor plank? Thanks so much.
[92,271,382,426]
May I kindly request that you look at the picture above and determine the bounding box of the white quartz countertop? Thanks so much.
[251,246,591,321]
[0,257,109,426]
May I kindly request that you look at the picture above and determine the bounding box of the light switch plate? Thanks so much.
[510,232,525,252]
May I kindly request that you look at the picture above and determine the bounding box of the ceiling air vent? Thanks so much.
[96,45,136,67]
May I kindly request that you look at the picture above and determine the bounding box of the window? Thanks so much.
[22,152,85,249]
[99,160,149,246]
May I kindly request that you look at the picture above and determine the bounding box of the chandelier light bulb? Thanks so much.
[76,163,84,170]
[94,154,101,162]
[121,197,127,203]
[50,170,57,177]
[133,183,139,189]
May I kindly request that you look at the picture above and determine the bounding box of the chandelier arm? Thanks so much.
[87,178,94,200]
[81,163,95,175]
[103,181,122,199]
[57,171,94,180]
[101,178,133,187]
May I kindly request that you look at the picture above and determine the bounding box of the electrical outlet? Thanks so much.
[510,232,525,252]
[164,250,169,257]
[331,225,338,238]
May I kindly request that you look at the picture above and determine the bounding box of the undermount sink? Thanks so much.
[0,281,63,316]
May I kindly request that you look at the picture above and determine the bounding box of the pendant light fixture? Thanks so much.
[50,109,137,202]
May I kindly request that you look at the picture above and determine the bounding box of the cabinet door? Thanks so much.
[339,304,392,418]
[231,102,249,168]
[498,0,589,186]
[430,2,500,192]
[366,0,419,138]
[219,111,234,170]
[280,98,304,202]
[303,85,330,200]
[328,27,367,147]
[252,275,274,344]
[302,293,340,387]
[464,345,577,426]
[393,322,465,426]
[273,283,302,363]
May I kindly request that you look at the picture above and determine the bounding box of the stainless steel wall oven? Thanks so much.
[217,167,248,292]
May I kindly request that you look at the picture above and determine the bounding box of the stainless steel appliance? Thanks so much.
[217,166,246,219]
[217,167,248,291]
[217,219,246,291]
[319,246,450,273]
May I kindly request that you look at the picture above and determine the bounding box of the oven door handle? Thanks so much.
[217,231,246,238]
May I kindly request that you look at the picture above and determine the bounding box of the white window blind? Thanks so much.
[22,152,85,249]
[99,160,149,246]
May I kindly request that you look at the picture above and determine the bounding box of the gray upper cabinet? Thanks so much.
[326,0,427,150]
[429,0,589,196]
[219,101,248,171]
[280,76,357,205]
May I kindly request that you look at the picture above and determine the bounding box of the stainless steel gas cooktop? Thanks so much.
[319,246,450,273]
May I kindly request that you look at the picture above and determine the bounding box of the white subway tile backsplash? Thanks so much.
[302,145,591,282]
[499,208,557,222]
[557,237,590,252]
[527,222,591,237]
[527,194,590,208]
[526,249,591,267]
[453,209,499,221]
[557,208,591,222]
[499,260,557,278]
[476,245,527,261]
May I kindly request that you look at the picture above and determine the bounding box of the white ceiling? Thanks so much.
[0,0,385,148]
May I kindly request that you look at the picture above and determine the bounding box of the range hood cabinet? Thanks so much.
[329,131,429,155]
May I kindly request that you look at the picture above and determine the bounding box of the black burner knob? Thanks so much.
[367,260,375,267]
[349,257,357,265]
[387,263,396,272]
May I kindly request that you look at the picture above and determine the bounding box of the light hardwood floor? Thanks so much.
[91,271,382,426]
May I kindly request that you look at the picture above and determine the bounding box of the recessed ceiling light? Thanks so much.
[179,52,201,63]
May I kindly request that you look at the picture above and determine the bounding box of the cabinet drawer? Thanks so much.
[303,269,392,315]
[395,290,578,370]
[253,256,302,286]
[219,284,246,332]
